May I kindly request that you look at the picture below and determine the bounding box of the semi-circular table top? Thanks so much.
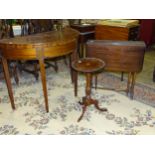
[0,27,79,60]
[0,27,79,48]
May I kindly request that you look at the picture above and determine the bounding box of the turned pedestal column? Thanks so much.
[72,58,107,122]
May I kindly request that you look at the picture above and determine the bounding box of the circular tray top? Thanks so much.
[72,57,105,73]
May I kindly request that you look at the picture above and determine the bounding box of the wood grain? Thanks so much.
[95,25,139,41]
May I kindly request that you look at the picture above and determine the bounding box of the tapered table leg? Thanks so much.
[1,57,15,110]
[130,72,136,99]
[126,72,132,96]
[69,54,74,83]
[38,58,49,112]
[121,72,124,81]
[95,74,98,90]
[73,70,78,97]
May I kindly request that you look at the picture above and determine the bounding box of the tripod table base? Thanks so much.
[78,96,107,122]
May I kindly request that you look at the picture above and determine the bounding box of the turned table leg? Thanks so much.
[126,72,136,99]
[78,73,107,122]
[1,57,15,110]
[86,73,92,98]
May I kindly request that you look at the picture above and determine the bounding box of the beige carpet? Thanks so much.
[0,61,155,135]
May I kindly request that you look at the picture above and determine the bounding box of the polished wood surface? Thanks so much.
[72,58,107,122]
[86,40,145,72]
[0,28,79,112]
[72,58,105,73]
[95,25,139,41]
[86,40,146,99]
[0,28,79,60]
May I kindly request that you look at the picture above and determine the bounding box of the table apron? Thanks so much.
[0,41,77,60]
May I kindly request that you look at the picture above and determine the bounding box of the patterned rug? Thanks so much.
[0,61,155,135]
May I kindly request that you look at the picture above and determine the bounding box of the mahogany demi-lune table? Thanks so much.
[0,28,79,112]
